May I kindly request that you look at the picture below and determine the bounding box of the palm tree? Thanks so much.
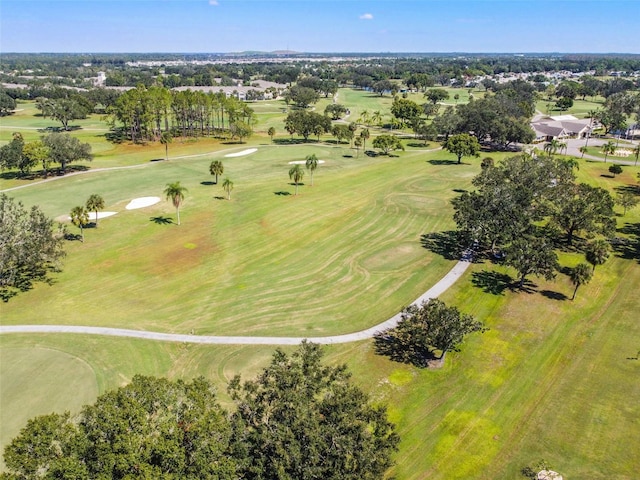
[581,109,600,148]
[602,140,616,163]
[570,263,593,300]
[222,178,234,200]
[633,144,640,166]
[288,164,304,195]
[267,126,276,143]
[305,154,319,186]
[357,109,370,126]
[586,239,610,272]
[160,131,172,161]
[70,206,89,242]
[558,141,568,155]
[371,110,382,127]
[164,181,187,225]
[544,139,561,156]
[354,136,362,157]
[85,194,105,227]
[579,145,588,158]
[209,160,224,184]
[360,128,370,151]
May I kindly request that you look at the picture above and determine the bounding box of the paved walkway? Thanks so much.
[0,259,471,345]
[564,137,639,165]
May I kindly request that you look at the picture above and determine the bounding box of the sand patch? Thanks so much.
[64,211,117,221]
[126,197,161,210]
[224,148,257,158]
[88,211,117,220]
[288,160,326,165]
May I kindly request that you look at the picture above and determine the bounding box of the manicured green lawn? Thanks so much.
[2,144,475,337]
[2,88,640,478]
[0,346,99,469]
[535,96,604,117]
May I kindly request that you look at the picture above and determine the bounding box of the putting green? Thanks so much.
[0,347,99,467]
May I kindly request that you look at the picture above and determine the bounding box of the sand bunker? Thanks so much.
[224,148,257,158]
[288,160,326,165]
[225,148,258,158]
[66,211,117,221]
[126,197,161,210]
[89,211,117,220]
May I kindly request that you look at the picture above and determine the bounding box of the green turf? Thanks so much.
[0,346,99,469]
[1,88,640,478]
[535,97,605,117]
[2,144,473,337]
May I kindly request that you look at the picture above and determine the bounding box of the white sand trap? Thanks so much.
[224,148,257,158]
[89,211,117,220]
[288,160,326,165]
[126,196,161,210]
[66,211,117,221]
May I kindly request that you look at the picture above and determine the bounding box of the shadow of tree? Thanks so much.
[273,138,316,145]
[428,159,458,165]
[615,185,640,195]
[471,270,514,295]
[0,171,38,181]
[37,125,82,133]
[65,165,89,174]
[373,333,437,368]
[516,278,538,294]
[64,232,83,241]
[213,196,225,200]
[150,216,174,225]
[612,222,640,262]
[540,290,568,301]
[420,231,463,261]
[200,181,215,186]
[104,128,128,144]
[274,191,291,196]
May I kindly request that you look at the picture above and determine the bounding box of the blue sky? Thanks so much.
[1,0,638,53]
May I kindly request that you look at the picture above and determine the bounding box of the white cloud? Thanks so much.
[359,13,373,20]
[209,0,219,5]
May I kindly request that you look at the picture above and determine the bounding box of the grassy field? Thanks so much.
[535,97,605,117]
[1,88,640,477]
[2,143,470,336]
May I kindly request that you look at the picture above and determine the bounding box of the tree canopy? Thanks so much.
[372,134,404,155]
[284,110,331,141]
[0,194,65,301]
[444,133,480,164]
[41,132,93,174]
[284,85,320,108]
[228,341,399,479]
[374,299,486,366]
[4,343,399,480]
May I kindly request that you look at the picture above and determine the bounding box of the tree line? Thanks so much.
[106,85,256,143]
[2,342,399,480]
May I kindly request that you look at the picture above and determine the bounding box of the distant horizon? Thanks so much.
[2,51,640,57]
[1,1,638,55]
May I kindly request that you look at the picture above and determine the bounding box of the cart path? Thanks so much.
[0,259,471,345]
